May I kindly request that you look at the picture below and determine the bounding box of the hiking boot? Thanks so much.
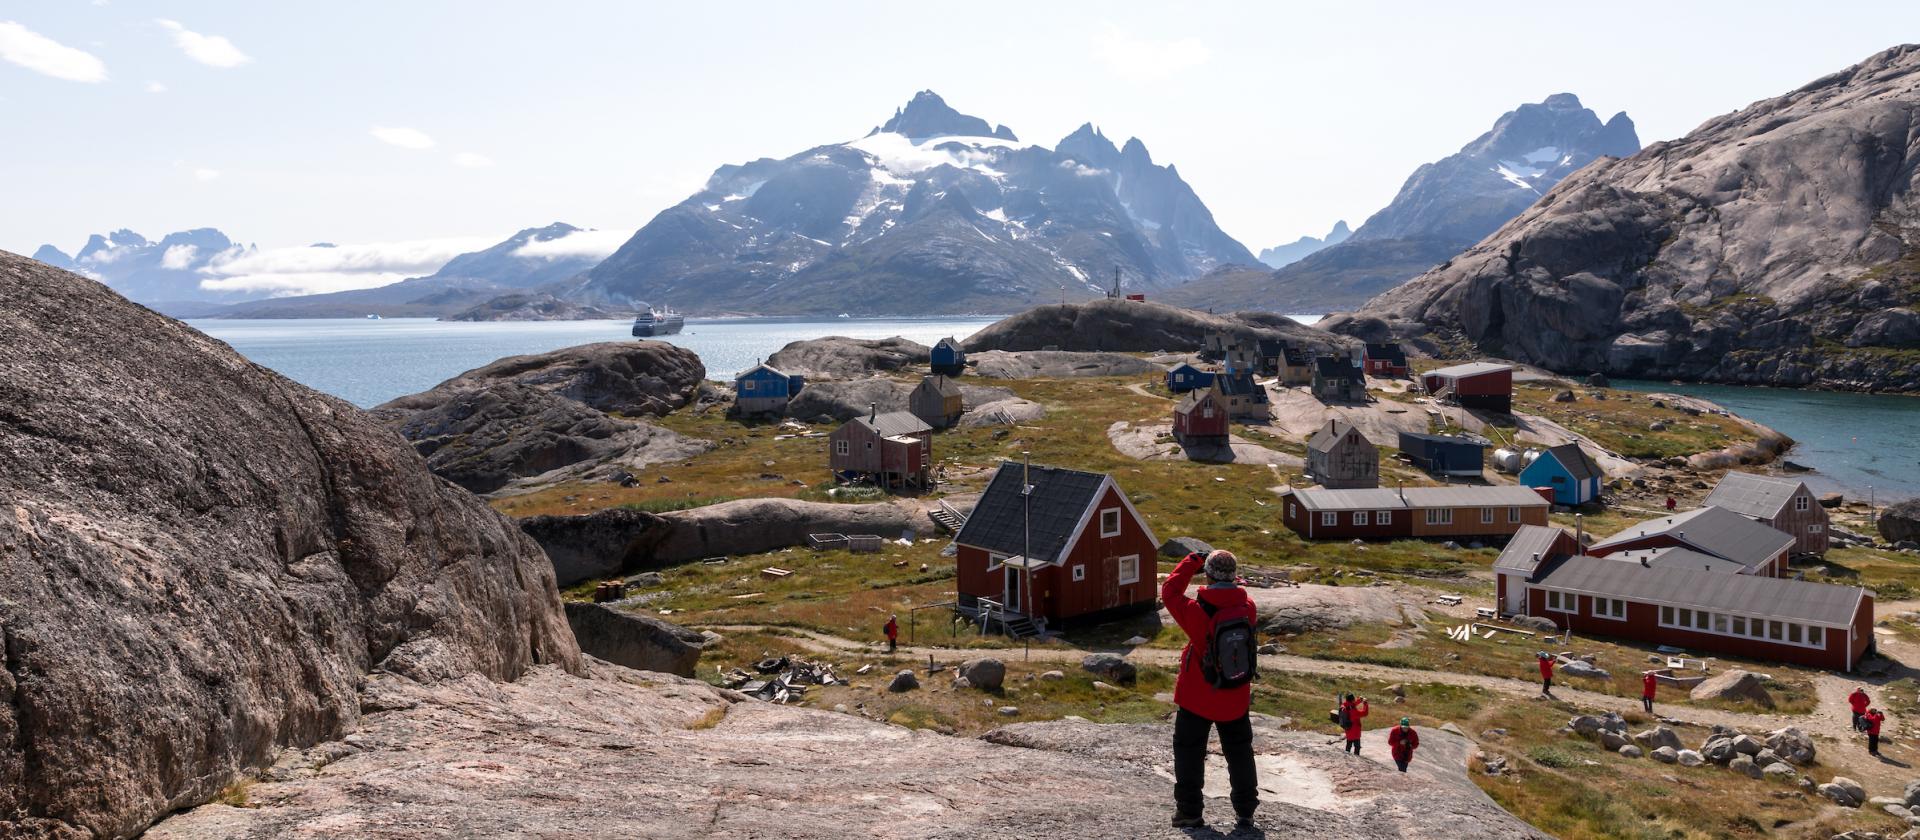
[1171,812,1204,829]
[1235,815,1257,832]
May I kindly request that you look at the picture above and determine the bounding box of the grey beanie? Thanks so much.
[1204,549,1238,582]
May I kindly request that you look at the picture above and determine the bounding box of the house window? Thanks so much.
[1661,606,1675,625]
[1551,475,1566,484]
[1072,564,1086,582]
[987,553,1009,571]
[1100,508,1122,538]
[1694,611,1709,631]
[1809,524,1823,534]
[1353,511,1369,526]
[1767,621,1783,641]
[834,440,850,456]
[1481,507,1495,524]
[1595,597,1626,620]
[1426,508,1453,525]
[1117,555,1140,585]
[865,441,872,450]
[1795,495,1810,511]
[1806,626,1823,647]
[1202,407,1214,419]
[1509,507,1521,523]
[1732,616,1747,636]
[1288,504,1296,517]
[1713,613,1729,633]
[1322,512,1338,526]
[1678,608,1693,627]
[1378,510,1392,525]
[742,380,758,392]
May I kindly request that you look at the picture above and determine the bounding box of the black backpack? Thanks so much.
[1199,599,1258,689]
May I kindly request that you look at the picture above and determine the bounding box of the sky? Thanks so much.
[4,1,1918,294]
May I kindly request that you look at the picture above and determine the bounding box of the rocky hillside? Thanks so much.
[1170,94,1638,313]
[961,298,1352,354]
[0,252,579,838]
[1328,45,1920,392]
[570,91,1256,315]
[442,292,625,322]
[1259,220,1351,268]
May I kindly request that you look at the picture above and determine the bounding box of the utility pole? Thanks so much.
[1022,451,1035,625]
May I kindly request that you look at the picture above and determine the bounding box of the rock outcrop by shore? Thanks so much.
[765,336,932,380]
[443,292,627,322]
[969,349,1160,379]
[0,251,580,839]
[963,298,1350,354]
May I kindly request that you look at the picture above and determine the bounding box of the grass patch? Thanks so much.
[686,706,729,730]
[622,496,737,513]
[213,779,254,808]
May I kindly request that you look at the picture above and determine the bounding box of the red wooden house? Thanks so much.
[1422,362,1514,413]
[1172,384,1230,443]
[953,462,1160,633]
[828,407,933,491]
[1363,343,1409,377]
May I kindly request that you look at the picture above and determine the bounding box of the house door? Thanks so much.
[1103,556,1120,609]
[1004,566,1023,614]
[1503,578,1527,615]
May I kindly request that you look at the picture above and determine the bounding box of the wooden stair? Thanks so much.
[928,501,967,534]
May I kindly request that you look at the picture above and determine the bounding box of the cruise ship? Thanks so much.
[630,302,685,337]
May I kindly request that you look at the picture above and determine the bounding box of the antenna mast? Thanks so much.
[1022,452,1034,622]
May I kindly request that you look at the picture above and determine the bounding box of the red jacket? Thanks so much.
[884,619,898,639]
[1850,690,1871,714]
[1343,699,1369,740]
[1388,725,1418,761]
[1538,658,1554,680]
[1163,552,1254,722]
[1865,711,1886,735]
[1642,673,1658,698]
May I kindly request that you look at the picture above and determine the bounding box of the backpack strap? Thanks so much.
[1199,600,1218,619]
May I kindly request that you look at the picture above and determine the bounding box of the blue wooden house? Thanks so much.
[1518,443,1604,506]
[1164,362,1216,394]
[931,337,967,376]
[735,363,805,416]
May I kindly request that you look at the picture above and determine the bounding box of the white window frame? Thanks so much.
[1322,512,1338,526]
[1594,597,1626,621]
[987,552,1009,571]
[1481,507,1495,524]
[1795,495,1811,512]
[1509,507,1521,523]
[1100,508,1123,538]
[1426,508,1453,525]
[1288,503,1296,518]
[1116,555,1140,585]
[1546,590,1574,613]
[1654,605,1829,649]
[1353,511,1369,526]
[834,440,850,456]
[1072,564,1086,582]
[1378,510,1392,525]
[1809,524,1823,534]
[742,380,758,392]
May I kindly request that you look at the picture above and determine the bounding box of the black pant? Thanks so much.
[887,638,896,652]
[1870,732,1881,755]
[1344,738,1360,755]
[1394,758,1409,772]
[1173,708,1258,820]
[1642,696,1654,714]
[1542,678,1553,694]
[1853,712,1864,730]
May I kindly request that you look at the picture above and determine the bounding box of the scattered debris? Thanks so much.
[759,567,793,580]
[719,654,848,703]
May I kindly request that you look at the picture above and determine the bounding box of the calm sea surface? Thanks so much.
[1615,380,1919,502]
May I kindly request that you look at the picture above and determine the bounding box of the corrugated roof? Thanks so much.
[955,462,1109,561]
[1398,432,1490,450]
[1588,506,1795,569]
[853,411,933,437]
[1494,524,1572,573]
[1290,486,1409,511]
[1534,554,1865,627]
[1427,362,1513,379]
[1703,472,1806,520]
[1542,443,1603,482]
[1307,420,1363,453]
[1289,484,1546,511]
[1606,546,1751,575]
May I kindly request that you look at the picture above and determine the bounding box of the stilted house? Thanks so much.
[1703,472,1830,557]
[1585,505,1795,577]
[1363,343,1410,377]
[909,375,965,429]
[1278,484,1551,541]
[1421,362,1514,413]
[1493,524,1872,671]
[1519,443,1605,506]
[1278,346,1314,386]
[735,363,805,416]
[1397,432,1488,479]
[1311,355,1368,402]
[931,337,967,376]
[1173,384,1230,443]
[1213,362,1270,420]
[828,406,933,490]
[953,462,1161,632]
[1305,420,1378,489]
[1164,362,1216,394]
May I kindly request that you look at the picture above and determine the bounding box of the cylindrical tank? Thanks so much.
[1492,448,1523,473]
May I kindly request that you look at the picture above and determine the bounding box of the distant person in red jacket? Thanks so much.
[1341,695,1370,754]
[1641,671,1658,714]
[1665,495,1677,512]
[1387,718,1419,772]
[1537,652,1556,698]
[1850,687,1872,731]
[1865,708,1887,756]
[884,614,898,653]
[1163,550,1260,831]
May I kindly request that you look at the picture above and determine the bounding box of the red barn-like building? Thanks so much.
[1422,362,1514,413]
[1172,384,1230,443]
[954,462,1160,632]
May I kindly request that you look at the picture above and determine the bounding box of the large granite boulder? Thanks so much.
[0,252,580,838]
[564,602,708,677]
[1689,670,1774,708]
[784,377,912,422]
[968,350,1161,379]
[1880,499,1920,545]
[765,336,931,381]
[399,340,705,417]
[961,298,1347,355]
[520,507,667,586]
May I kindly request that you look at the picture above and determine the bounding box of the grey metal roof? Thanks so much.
[1288,486,1409,511]
[1588,506,1795,569]
[1703,472,1807,520]
[916,375,963,398]
[1174,385,1220,416]
[1543,443,1603,482]
[1288,484,1546,511]
[1494,524,1572,573]
[1307,420,1364,453]
[955,461,1110,561]
[852,410,932,437]
[1533,554,1866,627]
[1426,362,1513,379]
[1605,546,1752,575]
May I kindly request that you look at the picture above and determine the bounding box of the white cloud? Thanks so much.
[193,168,220,181]
[452,151,495,168]
[1093,23,1210,81]
[155,19,251,69]
[512,228,631,260]
[0,21,109,82]
[145,80,166,93]
[196,236,496,296]
[370,126,435,150]
[160,244,198,269]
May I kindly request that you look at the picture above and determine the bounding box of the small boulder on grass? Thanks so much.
[1081,653,1137,685]
[887,670,919,693]
[958,658,1006,691]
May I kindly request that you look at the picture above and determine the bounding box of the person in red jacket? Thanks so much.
[1641,671,1658,714]
[1387,718,1419,772]
[1850,687,1871,731]
[1341,695,1369,754]
[884,614,898,653]
[1537,652,1556,698]
[1865,708,1887,756]
[1162,550,1259,831]
[1665,495,1677,512]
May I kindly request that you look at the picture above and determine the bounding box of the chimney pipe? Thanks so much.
[870,402,877,422]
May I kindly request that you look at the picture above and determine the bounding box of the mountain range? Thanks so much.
[1169,93,1640,313]
[1327,44,1920,391]
[32,228,249,309]
[565,91,1256,315]
[1257,220,1350,268]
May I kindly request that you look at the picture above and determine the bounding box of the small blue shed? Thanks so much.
[735,363,804,416]
[931,337,966,376]
[1397,432,1487,478]
[1165,363,1216,394]
[1519,443,1604,505]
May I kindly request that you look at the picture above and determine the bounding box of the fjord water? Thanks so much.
[188,316,1002,407]
[1616,380,1920,502]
